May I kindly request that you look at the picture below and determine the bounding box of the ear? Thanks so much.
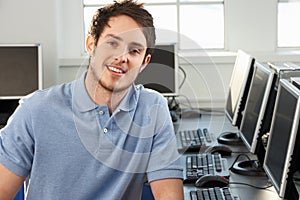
[140,54,151,73]
[86,35,95,56]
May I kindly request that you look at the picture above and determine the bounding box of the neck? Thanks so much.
[85,73,128,114]
[95,86,128,114]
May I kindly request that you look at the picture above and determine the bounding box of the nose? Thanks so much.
[114,50,128,63]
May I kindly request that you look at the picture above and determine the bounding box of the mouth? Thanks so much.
[106,65,126,75]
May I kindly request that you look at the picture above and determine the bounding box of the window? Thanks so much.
[83,0,224,50]
[278,1,300,48]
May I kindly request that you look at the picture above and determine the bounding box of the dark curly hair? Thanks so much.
[88,0,156,56]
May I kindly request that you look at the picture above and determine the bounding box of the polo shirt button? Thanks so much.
[103,128,108,133]
[99,110,104,115]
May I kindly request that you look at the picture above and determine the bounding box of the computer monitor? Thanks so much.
[0,44,43,99]
[135,43,178,96]
[219,50,255,145]
[0,44,42,127]
[231,62,276,176]
[239,62,275,153]
[224,50,255,127]
[263,79,300,199]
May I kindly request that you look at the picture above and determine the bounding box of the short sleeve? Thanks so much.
[146,97,183,182]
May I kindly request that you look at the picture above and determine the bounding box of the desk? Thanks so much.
[176,113,283,200]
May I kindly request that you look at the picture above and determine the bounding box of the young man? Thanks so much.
[0,0,183,199]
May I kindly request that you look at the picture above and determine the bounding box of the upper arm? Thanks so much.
[0,163,25,200]
[150,178,184,200]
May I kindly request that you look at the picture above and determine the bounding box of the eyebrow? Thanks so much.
[105,34,146,49]
[105,34,123,41]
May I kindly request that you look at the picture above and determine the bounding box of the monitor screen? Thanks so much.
[0,44,42,99]
[225,50,255,127]
[239,62,275,153]
[135,43,178,96]
[264,79,300,198]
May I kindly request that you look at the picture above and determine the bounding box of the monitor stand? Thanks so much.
[217,132,243,145]
[231,160,265,176]
[293,169,300,199]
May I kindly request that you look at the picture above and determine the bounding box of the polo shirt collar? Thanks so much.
[73,72,138,112]
[116,84,138,112]
[73,72,97,112]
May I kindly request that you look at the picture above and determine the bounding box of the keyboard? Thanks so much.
[190,187,240,200]
[176,128,213,153]
[184,153,230,183]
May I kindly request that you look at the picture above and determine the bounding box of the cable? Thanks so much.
[229,155,274,190]
[229,182,273,190]
[178,66,187,89]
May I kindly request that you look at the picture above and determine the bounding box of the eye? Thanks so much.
[107,40,118,47]
[129,47,142,55]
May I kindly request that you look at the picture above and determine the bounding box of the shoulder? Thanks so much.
[20,81,73,109]
[134,85,170,122]
[135,84,167,105]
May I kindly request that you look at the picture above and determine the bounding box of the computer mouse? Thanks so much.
[195,174,229,188]
[205,145,232,156]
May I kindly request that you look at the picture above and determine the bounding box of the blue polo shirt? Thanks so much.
[0,73,183,199]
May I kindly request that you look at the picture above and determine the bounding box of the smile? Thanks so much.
[107,65,125,74]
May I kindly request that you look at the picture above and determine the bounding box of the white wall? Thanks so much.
[57,0,85,59]
[225,0,277,52]
[0,0,59,88]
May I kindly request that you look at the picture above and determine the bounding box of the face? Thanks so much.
[86,15,151,93]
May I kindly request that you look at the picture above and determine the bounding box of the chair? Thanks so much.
[14,185,24,200]
[141,184,154,200]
